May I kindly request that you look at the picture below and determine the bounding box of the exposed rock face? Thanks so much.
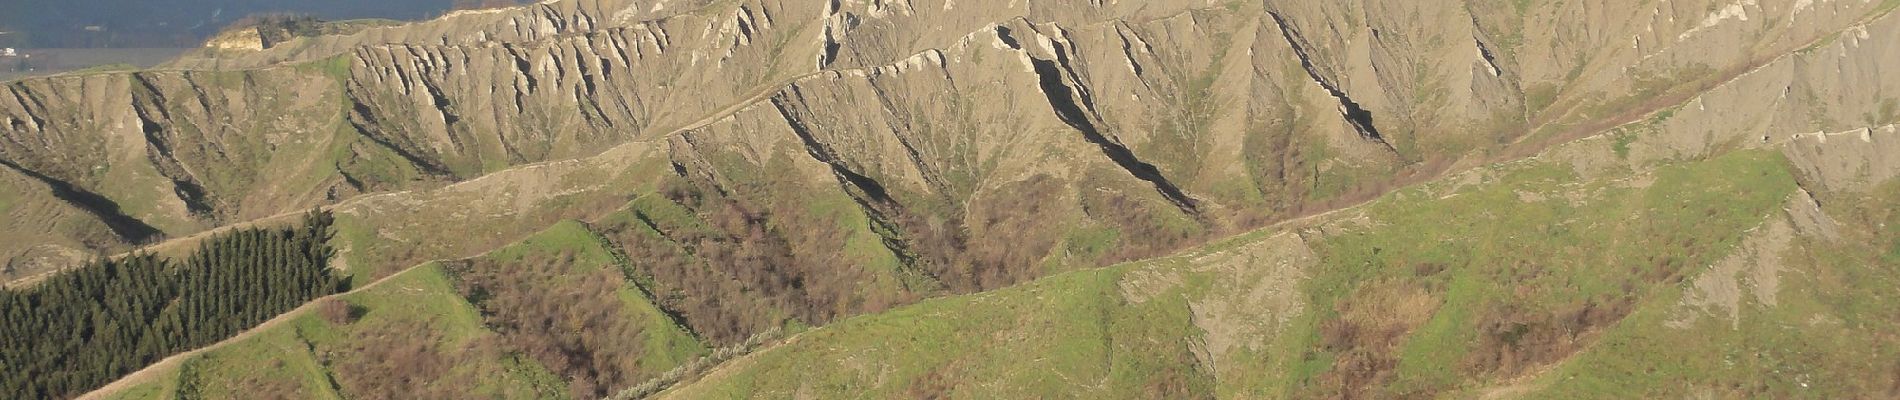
[1785,125,1900,193]
[2,0,1897,338]
[204,29,268,52]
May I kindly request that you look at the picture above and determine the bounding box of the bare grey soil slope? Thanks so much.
[6,0,1887,284]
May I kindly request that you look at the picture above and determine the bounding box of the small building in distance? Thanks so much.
[0,48,15,57]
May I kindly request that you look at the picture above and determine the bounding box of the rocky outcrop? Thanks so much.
[204,29,267,52]
[1785,125,1900,193]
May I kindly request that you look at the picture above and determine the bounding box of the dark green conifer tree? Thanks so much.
[0,210,342,399]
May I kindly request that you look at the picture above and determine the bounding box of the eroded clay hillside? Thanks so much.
[4,0,1900,397]
[5,0,1886,283]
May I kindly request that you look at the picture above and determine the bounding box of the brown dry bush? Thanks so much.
[905,365,958,399]
[231,369,307,400]
[1236,122,1312,228]
[317,298,363,325]
[926,173,1202,290]
[1090,188,1198,264]
[1462,295,1633,377]
[1310,282,1439,399]
[952,174,1067,291]
[608,177,908,345]
[322,319,478,399]
[448,252,655,398]
[621,168,1219,351]
[620,190,800,344]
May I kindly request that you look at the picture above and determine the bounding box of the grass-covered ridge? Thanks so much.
[1285,150,1796,398]
[659,148,1899,399]
[659,262,1213,398]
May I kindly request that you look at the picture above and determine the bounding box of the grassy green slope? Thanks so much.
[1516,179,1900,399]
[104,262,563,400]
[661,260,1211,399]
[663,149,1899,399]
[103,220,706,400]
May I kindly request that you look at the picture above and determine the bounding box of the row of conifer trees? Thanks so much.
[0,210,344,399]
